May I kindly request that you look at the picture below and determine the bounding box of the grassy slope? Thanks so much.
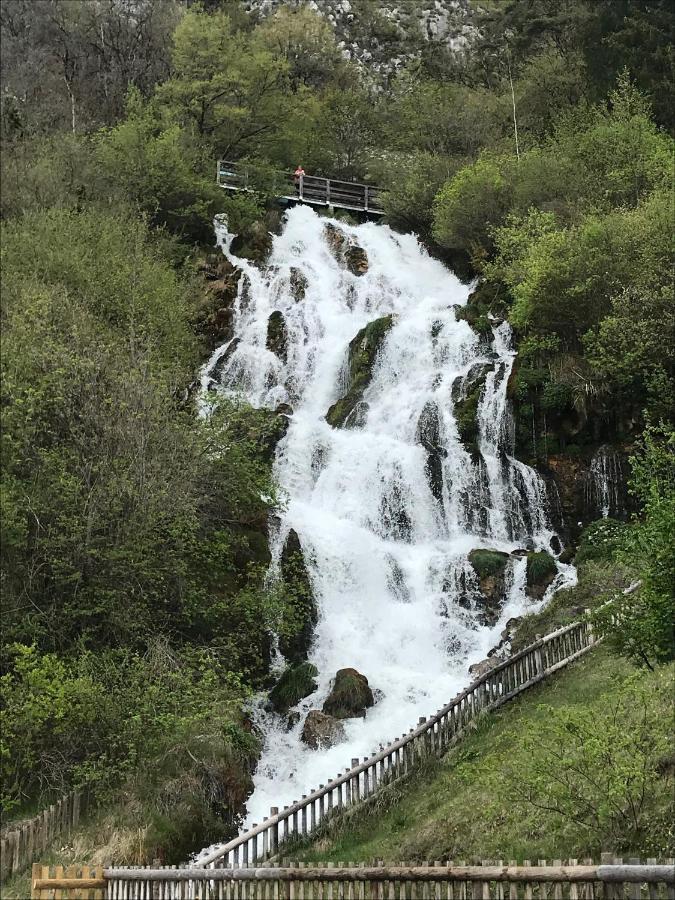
[296,647,674,864]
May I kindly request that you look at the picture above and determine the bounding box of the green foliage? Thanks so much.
[575,518,627,564]
[504,672,673,849]
[468,549,509,581]
[594,425,675,668]
[0,639,253,824]
[526,551,557,587]
[97,90,223,243]
[268,663,318,715]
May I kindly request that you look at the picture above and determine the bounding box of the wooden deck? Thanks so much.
[217,160,385,215]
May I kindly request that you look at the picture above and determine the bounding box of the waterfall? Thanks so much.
[585,445,625,519]
[200,205,574,832]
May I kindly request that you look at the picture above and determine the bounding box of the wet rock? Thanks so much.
[467,549,510,627]
[344,244,369,276]
[510,547,529,558]
[209,338,241,386]
[325,315,394,428]
[416,401,446,504]
[289,266,308,301]
[487,616,523,658]
[275,403,293,417]
[451,364,491,457]
[266,310,288,362]
[469,657,500,679]
[322,668,375,719]
[323,222,369,275]
[230,220,273,265]
[286,711,301,731]
[301,710,346,750]
[525,551,558,600]
[278,530,318,665]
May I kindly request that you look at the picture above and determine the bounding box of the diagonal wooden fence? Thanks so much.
[1,789,89,882]
[199,619,598,869]
[31,858,675,900]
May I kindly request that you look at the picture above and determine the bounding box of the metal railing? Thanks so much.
[216,161,385,215]
[199,618,598,869]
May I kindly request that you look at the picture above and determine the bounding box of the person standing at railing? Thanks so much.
[294,165,305,197]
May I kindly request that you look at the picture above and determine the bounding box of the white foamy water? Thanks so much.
[199,205,574,837]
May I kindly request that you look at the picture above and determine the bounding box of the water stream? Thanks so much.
[200,205,575,834]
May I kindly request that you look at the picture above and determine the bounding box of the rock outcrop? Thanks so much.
[266,310,288,362]
[269,662,318,715]
[466,549,510,626]
[525,551,557,599]
[325,315,394,427]
[301,710,346,750]
[322,668,375,719]
[278,530,318,665]
[416,400,446,503]
[324,223,369,275]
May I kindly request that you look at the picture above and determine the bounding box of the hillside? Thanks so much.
[1,0,674,882]
[296,647,674,862]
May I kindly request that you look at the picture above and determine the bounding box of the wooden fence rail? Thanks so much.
[199,618,598,869]
[217,160,385,215]
[32,859,675,900]
[1,789,88,882]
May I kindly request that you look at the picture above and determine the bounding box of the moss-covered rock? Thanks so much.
[468,549,509,581]
[454,279,508,338]
[526,551,558,599]
[326,315,394,428]
[266,310,288,362]
[322,668,375,719]
[301,710,346,750]
[467,549,510,626]
[451,364,490,456]
[269,662,318,715]
[278,530,318,665]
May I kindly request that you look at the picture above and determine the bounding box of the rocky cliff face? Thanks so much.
[244,0,476,78]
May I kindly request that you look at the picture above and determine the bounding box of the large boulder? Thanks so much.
[301,710,346,750]
[289,267,308,301]
[326,315,394,428]
[269,662,318,715]
[278,530,318,665]
[525,551,557,599]
[322,668,375,720]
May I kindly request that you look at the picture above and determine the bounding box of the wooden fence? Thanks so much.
[31,858,675,900]
[199,619,598,869]
[1,789,88,882]
[217,160,385,215]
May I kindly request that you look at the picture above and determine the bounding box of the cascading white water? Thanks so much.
[200,205,575,834]
[585,445,624,518]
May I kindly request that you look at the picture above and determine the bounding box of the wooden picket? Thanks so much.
[30,859,675,900]
[1,789,88,882]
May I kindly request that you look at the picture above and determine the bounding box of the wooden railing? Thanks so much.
[1,789,88,882]
[199,619,598,869]
[217,160,385,215]
[31,858,675,900]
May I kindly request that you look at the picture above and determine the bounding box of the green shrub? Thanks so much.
[269,663,318,714]
[468,549,509,581]
[575,518,627,564]
[526,551,557,587]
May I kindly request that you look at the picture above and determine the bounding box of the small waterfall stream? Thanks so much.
[200,206,575,833]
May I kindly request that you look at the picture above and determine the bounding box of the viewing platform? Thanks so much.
[217,160,385,216]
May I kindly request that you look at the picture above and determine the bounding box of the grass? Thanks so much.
[294,648,674,864]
